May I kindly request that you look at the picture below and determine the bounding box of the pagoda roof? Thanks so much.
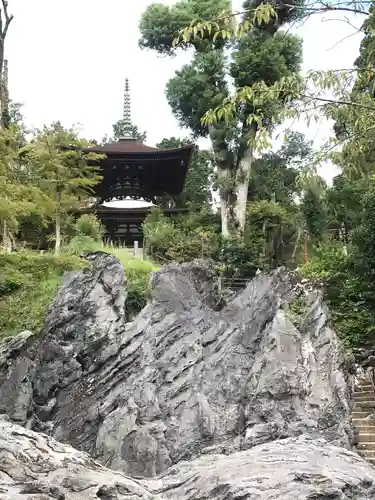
[65,138,195,202]
[70,138,194,157]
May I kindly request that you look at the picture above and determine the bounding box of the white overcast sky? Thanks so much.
[6,0,365,185]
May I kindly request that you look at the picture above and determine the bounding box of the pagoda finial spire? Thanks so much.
[121,77,133,140]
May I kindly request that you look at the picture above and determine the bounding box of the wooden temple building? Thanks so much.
[71,79,194,245]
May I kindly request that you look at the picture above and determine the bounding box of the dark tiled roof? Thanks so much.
[75,138,194,156]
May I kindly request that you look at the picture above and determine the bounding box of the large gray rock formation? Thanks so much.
[0,417,156,500]
[0,252,356,480]
[1,416,375,499]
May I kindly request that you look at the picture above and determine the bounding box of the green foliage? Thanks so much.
[300,181,328,242]
[74,214,104,242]
[0,252,85,335]
[0,125,49,243]
[20,121,103,253]
[122,258,159,319]
[144,207,265,278]
[248,131,311,203]
[284,295,308,329]
[0,248,159,334]
[353,180,375,271]
[325,174,366,243]
[299,245,375,347]
[215,235,263,277]
[65,235,99,255]
[139,0,304,236]
[143,207,220,263]
[139,0,231,55]
[247,199,300,267]
[65,214,105,257]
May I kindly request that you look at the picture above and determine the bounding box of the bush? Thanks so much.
[0,251,85,336]
[101,245,159,319]
[65,235,100,255]
[143,208,220,263]
[214,235,264,278]
[123,258,159,318]
[298,244,375,347]
[143,208,266,278]
[74,214,104,242]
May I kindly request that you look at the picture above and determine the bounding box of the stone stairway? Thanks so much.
[353,378,375,466]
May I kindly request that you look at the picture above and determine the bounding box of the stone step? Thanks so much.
[352,412,372,419]
[354,424,375,432]
[359,450,375,459]
[354,391,375,400]
[357,433,375,443]
[353,402,375,409]
[355,385,373,392]
[354,394,375,404]
[357,442,375,449]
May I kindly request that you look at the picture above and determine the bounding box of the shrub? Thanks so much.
[143,208,220,263]
[101,245,159,319]
[298,244,375,347]
[65,235,100,255]
[123,258,158,318]
[214,235,264,278]
[74,214,104,242]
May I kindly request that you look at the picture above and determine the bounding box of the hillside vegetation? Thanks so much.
[0,247,159,336]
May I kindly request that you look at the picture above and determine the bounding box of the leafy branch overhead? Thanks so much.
[174,1,370,47]
[172,0,375,164]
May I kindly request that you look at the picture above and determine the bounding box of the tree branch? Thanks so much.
[217,1,370,23]
[302,94,375,112]
[327,28,363,51]
[0,0,13,40]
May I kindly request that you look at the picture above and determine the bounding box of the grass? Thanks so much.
[104,246,159,318]
[0,251,86,336]
[0,245,159,336]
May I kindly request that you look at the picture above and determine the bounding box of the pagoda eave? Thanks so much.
[64,141,194,201]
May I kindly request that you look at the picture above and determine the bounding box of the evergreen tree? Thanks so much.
[139,0,303,238]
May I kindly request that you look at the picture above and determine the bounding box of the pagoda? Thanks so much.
[73,79,194,245]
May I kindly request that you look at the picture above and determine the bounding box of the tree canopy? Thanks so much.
[139,0,303,238]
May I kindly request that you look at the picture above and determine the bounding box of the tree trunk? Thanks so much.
[209,125,239,239]
[0,58,8,128]
[234,148,253,233]
[55,191,61,255]
[217,167,231,238]
[0,4,14,128]
[262,218,268,258]
[292,225,302,261]
[2,218,11,252]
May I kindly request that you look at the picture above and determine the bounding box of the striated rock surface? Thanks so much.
[0,417,156,499]
[1,417,375,499]
[0,252,356,480]
[147,435,375,499]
